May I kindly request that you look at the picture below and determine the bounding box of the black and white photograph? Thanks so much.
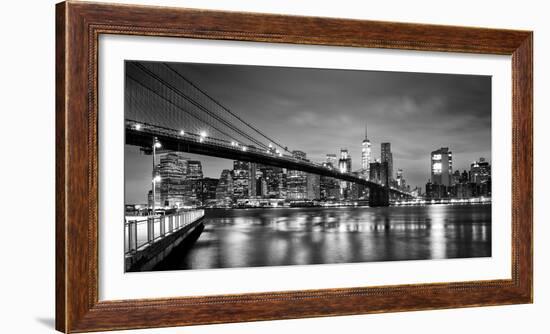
[123,60,492,272]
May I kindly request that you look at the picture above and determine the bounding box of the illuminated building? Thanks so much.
[182,160,203,204]
[233,160,251,199]
[186,160,203,180]
[157,152,187,207]
[396,168,406,190]
[338,149,352,173]
[257,165,283,198]
[287,151,308,200]
[249,162,257,197]
[279,169,288,199]
[215,169,233,205]
[470,157,491,184]
[196,178,219,205]
[361,124,371,180]
[338,149,352,197]
[431,147,452,187]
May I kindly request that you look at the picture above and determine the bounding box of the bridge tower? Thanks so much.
[368,185,390,207]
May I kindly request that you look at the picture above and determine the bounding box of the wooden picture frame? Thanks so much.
[56,1,533,332]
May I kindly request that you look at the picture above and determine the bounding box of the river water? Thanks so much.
[153,204,491,270]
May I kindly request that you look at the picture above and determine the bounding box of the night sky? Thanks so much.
[125,61,491,204]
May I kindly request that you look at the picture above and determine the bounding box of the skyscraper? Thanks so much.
[196,178,219,204]
[278,168,288,199]
[157,152,187,207]
[380,161,389,186]
[396,168,405,190]
[249,162,257,197]
[186,160,203,180]
[381,142,393,181]
[183,160,203,204]
[257,165,282,198]
[233,160,250,199]
[361,124,371,180]
[470,157,491,184]
[431,147,453,186]
[215,169,233,205]
[306,173,321,200]
[338,149,352,174]
[338,149,352,197]
[287,151,308,200]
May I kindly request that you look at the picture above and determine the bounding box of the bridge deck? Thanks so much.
[125,120,412,198]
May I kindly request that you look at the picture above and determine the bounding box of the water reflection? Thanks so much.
[153,204,491,270]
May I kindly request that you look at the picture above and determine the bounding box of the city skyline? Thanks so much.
[125,140,492,204]
[125,61,491,203]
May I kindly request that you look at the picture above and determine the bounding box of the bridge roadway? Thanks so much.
[125,119,413,201]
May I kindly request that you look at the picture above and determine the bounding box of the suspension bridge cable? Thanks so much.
[136,62,269,150]
[126,74,245,145]
[164,63,291,153]
[133,62,269,150]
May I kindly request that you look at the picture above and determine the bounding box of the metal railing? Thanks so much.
[124,209,204,254]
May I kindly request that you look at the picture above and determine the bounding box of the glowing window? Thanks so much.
[432,162,442,174]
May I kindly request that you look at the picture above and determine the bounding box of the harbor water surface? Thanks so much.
[153,204,491,270]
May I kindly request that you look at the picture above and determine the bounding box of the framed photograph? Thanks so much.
[56,1,532,332]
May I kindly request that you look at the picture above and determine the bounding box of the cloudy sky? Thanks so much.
[125,61,491,203]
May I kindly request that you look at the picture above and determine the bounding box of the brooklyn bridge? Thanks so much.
[124,61,414,207]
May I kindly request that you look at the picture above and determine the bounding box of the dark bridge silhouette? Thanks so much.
[124,61,414,206]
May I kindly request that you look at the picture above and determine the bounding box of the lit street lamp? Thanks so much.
[151,175,161,215]
[151,137,161,215]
